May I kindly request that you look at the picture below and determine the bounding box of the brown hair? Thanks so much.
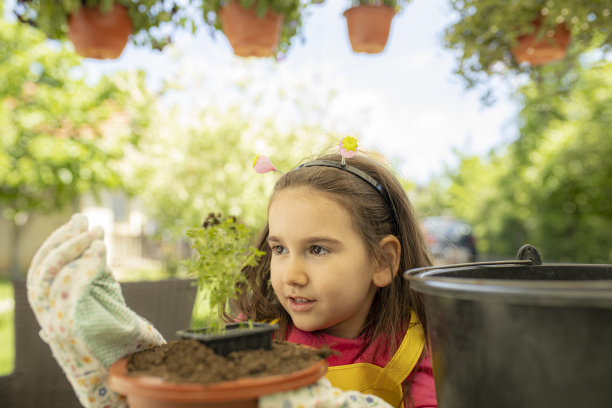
[232,151,432,357]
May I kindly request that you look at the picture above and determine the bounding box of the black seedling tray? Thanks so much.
[177,322,279,356]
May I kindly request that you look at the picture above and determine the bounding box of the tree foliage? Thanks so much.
[0,15,154,223]
[120,54,354,238]
[443,0,611,102]
[128,103,342,237]
[419,61,612,262]
[514,62,612,262]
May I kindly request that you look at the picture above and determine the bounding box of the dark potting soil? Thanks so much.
[127,339,333,384]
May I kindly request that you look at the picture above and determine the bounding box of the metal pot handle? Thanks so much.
[404,244,543,277]
[515,244,542,264]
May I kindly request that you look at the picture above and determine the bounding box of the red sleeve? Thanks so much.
[403,347,438,408]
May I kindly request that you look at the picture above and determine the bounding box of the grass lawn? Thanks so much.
[0,279,15,375]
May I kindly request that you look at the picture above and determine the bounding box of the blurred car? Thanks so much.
[421,216,477,265]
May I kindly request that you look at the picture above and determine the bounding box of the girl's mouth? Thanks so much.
[288,296,316,312]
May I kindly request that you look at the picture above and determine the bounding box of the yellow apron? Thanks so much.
[325,311,425,408]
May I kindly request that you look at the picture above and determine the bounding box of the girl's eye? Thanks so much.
[310,246,328,256]
[271,245,287,255]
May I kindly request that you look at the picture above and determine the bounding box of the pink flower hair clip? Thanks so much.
[253,135,360,175]
[253,154,280,174]
[254,136,388,202]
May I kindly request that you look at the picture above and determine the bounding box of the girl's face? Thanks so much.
[268,186,379,339]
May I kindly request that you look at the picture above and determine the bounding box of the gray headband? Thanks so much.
[297,160,388,202]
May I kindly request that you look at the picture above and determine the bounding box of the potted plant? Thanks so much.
[443,0,612,91]
[107,213,329,406]
[342,0,412,54]
[200,0,312,58]
[178,212,273,355]
[510,15,571,66]
[13,0,190,59]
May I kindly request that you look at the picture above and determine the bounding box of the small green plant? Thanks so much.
[185,213,265,333]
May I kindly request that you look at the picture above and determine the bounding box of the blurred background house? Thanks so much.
[0,193,189,281]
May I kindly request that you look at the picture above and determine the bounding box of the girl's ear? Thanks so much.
[372,235,402,288]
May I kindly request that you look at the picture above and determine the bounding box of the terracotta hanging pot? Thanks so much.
[511,16,571,66]
[343,5,395,54]
[219,1,284,58]
[108,353,327,408]
[67,3,133,60]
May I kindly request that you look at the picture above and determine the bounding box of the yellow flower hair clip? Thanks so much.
[339,135,358,163]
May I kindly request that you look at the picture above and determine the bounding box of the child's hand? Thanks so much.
[259,378,393,408]
[27,213,165,408]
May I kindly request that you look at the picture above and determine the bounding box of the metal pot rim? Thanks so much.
[405,263,612,307]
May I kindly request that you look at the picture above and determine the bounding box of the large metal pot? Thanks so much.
[404,245,612,408]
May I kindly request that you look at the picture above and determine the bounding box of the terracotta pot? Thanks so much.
[108,356,327,408]
[219,1,284,58]
[511,17,571,66]
[67,4,132,60]
[343,5,395,54]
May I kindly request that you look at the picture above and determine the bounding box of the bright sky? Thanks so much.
[20,0,521,184]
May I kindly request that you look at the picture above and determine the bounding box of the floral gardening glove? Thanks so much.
[27,213,165,408]
[259,378,393,408]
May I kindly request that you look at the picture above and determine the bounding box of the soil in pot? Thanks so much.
[127,339,332,383]
[109,339,332,407]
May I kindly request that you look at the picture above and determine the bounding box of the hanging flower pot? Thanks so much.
[343,5,395,54]
[218,1,284,58]
[67,3,133,60]
[511,16,571,66]
[108,339,329,408]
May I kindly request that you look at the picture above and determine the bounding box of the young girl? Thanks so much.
[237,151,437,408]
[27,145,436,408]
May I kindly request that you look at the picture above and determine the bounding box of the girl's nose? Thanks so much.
[283,255,308,286]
